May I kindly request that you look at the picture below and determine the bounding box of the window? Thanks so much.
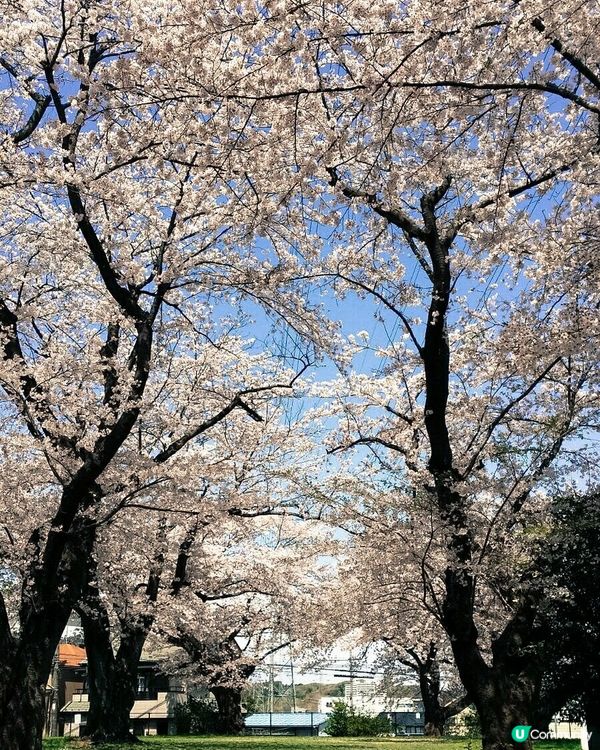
[137,675,147,696]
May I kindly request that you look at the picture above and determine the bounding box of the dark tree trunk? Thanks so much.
[0,603,78,750]
[415,648,470,737]
[78,538,163,744]
[476,678,535,750]
[423,707,446,738]
[585,694,600,750]
[0,641,52,750]
[210,685,245,734]
[417,193,539,750]
[80,602,142,743]
[415,647,445,737]
[85,647,143,743]
[446,633,537,750]
[0,525,93,750]
[172,625,255,736]
[79,577,156,743]
[0,182,156,749]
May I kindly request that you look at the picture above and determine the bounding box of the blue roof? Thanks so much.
[245,712,329,728]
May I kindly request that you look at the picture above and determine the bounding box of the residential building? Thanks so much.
[60,656,186,737]
[44,644,86,737]
[382,709,425,736]
[339,678,423,719]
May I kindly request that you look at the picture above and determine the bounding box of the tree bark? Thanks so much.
[77,528,165,743]
[0,641,53,750]
[443,592,539,750]
[79,599,142,743]
[476,676,535,750]
[423,705,445,737]
[0,524,93,750]
[414,649,470,736]
[585,695,600,750]
[210,685,245,734]
[416,180,544,750]
[411,645,445,736]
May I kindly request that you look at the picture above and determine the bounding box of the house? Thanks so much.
[44,643,86,737]
[381,709,425,736]
[319,681,424,732]
[342,678,424,718]
[245,712,330,736]
[60,655,186,737]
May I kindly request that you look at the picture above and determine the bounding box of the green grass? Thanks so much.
[44,739,477,750]
[42,737,581,750]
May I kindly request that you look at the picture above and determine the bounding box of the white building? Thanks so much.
[318,696,345,714]
[318,680,421,718]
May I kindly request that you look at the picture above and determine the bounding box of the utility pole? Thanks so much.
[290,646,297,713]
[268,659,275,713]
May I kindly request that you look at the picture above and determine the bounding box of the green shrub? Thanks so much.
[174,695,220,734]
[325,702,351,736]
[325,701,392,737]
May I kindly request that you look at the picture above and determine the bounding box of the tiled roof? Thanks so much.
[245,712,329,728]
[57,644,86,667]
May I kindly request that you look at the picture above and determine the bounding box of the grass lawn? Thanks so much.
[42,737,581,750]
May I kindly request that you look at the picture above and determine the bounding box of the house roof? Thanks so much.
[61,701,90,713]
[61,699,175,719]
[245,712,329,728]
[57,644,86,667]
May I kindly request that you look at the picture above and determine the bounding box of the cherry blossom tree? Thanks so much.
[324,474,471,736]
[2,3,599,750]
[75,405,331,741]
[236,2,599,747]
[153,459,337,735]
[0,2,330,747]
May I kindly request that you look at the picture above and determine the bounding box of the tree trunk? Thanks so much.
[0,526,93,750]
[81,613,140,742]
[585,695,600,750]
[420,668,470,736]
[79,591,147,743]
[423,713,445,738]
[452,657,536,750]
[210,685,245,734]
[85,657,140,743]
[78,535,165,744]
[480,697,530,750]
[0,642,50,750]
[417,655,445,736]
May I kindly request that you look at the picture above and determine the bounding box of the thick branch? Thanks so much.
[327,166,428,241]
[154,394,262,464]
[0,56,51,143]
